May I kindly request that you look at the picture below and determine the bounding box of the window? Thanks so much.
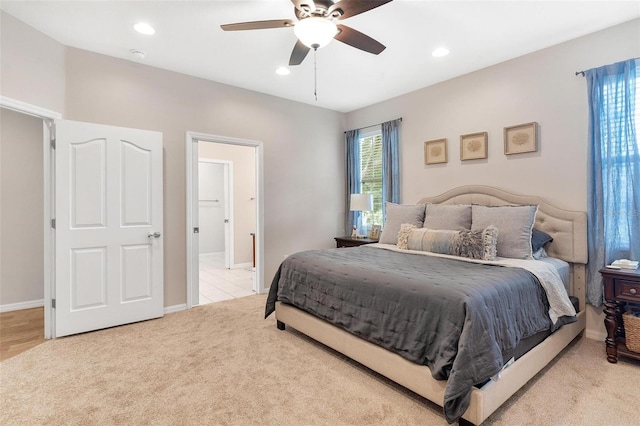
[600,69,640,249]
[359,129,383,227]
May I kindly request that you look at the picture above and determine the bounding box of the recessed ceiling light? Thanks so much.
[134,22,155,35]
[275,66,290,76]
[432,47,450,58]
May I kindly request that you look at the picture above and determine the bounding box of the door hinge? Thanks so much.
[51,218,56,229]
[51,298,56,309]
[47,120,56,149]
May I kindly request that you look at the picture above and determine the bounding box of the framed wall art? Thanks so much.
[504,122,537,155]
[460,132,488,160]
[424,139,447,165]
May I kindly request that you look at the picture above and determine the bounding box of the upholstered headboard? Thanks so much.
[418,185,588,309]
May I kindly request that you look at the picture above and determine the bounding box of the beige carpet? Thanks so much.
[1,294,639,425]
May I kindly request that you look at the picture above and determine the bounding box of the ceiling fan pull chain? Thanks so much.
[314,47,318,101]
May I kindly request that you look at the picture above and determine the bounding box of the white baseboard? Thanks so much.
[0,300,187,315]
[0,299,45,313]
[164,304,187,314]
[231,262,253,270]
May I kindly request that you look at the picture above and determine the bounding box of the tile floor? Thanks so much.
[199,252,255,305]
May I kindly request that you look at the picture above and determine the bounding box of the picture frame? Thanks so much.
[504,122,537,155]
[424,139,448,165]
[460,132,488,160]
[369,224,381,240]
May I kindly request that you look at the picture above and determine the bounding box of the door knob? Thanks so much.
[148,232,161,238]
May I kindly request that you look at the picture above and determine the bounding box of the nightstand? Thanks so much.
[334,236,378,248]
[600,267,640,363]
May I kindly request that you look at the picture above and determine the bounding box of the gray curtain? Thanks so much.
[345,129,361,235]
[381,119,401,222]
[586,58,640,306]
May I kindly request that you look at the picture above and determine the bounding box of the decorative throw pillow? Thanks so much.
[379,202,426,245]
[531,228,553,252]
[398,225,498,261]
[407,228,459,254]
[454,227,498,261]
[471,205,538,259]
[397,223,417,250]
[423,203,472,230]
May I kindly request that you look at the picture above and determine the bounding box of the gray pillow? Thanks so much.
[423,203,472,230]
[471,205,538,259]
[379,202,426,244]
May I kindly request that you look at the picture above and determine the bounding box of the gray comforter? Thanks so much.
[265,246,554,423]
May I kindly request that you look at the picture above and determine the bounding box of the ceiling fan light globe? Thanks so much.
[294,17,338,49]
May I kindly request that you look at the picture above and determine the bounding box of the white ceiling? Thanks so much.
[2,1,639,112]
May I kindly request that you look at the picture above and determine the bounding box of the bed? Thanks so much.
[266,185,587,425]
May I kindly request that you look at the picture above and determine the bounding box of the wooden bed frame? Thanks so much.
[274,185,587,425]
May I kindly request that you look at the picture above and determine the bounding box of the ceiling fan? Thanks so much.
[221,0,394,66]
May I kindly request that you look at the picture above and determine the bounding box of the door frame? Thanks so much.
[0,96,62,339]
[198,159,233,269]
[185,132,265,309]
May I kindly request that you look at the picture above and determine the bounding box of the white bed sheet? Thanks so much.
[536,256,570,292]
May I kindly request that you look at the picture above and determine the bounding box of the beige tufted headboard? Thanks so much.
[417,185,588,309]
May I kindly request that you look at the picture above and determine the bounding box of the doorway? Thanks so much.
[185,132,264,309]
[1,97,164,339]
[1,96,61,339]
[198,158,250,304]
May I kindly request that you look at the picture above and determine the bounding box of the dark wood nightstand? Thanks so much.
[600,267,640,363]
[334,236,378,248]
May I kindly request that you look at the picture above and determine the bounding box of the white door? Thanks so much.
[198,162,226,255]
[54,119,163,337]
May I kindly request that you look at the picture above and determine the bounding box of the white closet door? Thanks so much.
[54,119,163,337]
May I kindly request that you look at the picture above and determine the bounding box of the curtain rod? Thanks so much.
[575,71,585,77]
[344,117,402,134]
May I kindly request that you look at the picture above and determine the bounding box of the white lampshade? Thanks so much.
[350,193,373,212]
[294,17,338,49]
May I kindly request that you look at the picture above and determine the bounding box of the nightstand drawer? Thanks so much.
[615,280,640,303]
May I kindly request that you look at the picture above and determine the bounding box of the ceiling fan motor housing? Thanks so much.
[294,1,344,20]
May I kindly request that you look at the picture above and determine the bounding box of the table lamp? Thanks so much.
[349,193,373,238]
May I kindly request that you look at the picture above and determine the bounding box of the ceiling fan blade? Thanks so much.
[289,39,311,66]
[334,24,386,55]
[220,19,294,31]
[328,0,393,20]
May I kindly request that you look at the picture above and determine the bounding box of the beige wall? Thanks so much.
[0,11,65,114]
[0,14,345,308]
[62,48,345,307]
[347,18,640,210]
[0,108,45,305]
[199,142,256,265]
[346,18,640,339]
